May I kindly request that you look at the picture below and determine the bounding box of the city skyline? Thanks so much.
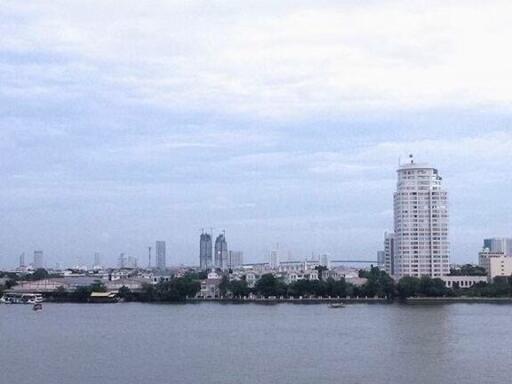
[1,152,511,269]
[1,1,512,268]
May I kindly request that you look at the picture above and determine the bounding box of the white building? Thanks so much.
[441,275,487,289]
[278,260,320,273]
[393,157,450,278]
[479,250,512,281]
[284,270,319,284]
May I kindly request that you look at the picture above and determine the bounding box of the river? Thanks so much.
[1,302,510,384]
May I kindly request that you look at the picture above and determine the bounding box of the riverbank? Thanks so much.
[187,297,390,304]
[405,297,512,304]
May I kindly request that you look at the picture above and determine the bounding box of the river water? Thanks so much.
[1,302,510,384]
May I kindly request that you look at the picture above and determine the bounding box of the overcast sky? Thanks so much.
[1,0,511,268]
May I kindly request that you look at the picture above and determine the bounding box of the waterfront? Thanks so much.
[1,303,511,384]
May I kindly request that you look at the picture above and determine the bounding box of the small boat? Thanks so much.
[33,303,43,311]
[329,303,345,308]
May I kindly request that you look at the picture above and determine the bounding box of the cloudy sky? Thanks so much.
[1,0,511,268]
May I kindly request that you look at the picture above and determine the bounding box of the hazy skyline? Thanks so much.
[1,1,512,268]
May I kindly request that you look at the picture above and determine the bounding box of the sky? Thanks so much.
[1,0,512,268]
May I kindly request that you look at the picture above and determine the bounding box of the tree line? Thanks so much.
[5,267,512,302]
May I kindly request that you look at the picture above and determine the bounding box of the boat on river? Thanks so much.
[329,303,345,308]
[0,293,44,304]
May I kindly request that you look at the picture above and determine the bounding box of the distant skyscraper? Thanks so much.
[19,253,25,268]
[200,232,213,270]
[383,232,395,275]
[126,256,138,269]
[320,254,329,268]
[228,250,243,269]
[377,251,385,269]
[156,241,166,270]
[215,233,228,270]
[118,253,126,269]
[94,252,101,267]
[33,250,44,269]
[483,238,512,256]
[270,244,280,268]
[393,156,449,278]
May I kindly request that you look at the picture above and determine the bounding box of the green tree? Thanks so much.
[450,264,487,276]
[418,277,447,297]
[90,280,107,292]
[255,274,287,297]
[397,276,420,299]
[118,286,133,301]
[218,275,230,297]
[73,286,92,302]
[326,278,347,298]
[230,280,250,298]
[31,268,49,281]
[315,265,328,280]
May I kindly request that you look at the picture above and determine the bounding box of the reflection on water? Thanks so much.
[1,303,511,384]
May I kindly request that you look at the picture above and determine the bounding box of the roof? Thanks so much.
[90,292,116,298]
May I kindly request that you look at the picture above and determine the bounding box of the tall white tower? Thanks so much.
[393,156,449,278]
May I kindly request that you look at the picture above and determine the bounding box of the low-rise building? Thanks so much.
[197,270,223,298]
[441,275,487,289]
[284,270,319,284]
[479,250,512,281]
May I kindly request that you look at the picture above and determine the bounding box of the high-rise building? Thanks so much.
[94,252,101,268]
[156,241,166,270]
[33,250,44,269]
[126,256,138,269]
[199,233,213,270]
[320,254,330,268]
[393,156,449,278]
[270,244,280,268]
[483,238,512,256]
[228,250,243,269]
[215,233,228,270]
[377,251,385,269]
[118,253,126,268]
[19,253,25,268]
[384,232,395,275]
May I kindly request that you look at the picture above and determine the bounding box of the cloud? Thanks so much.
[1,1,512,267]
[3,1,512,119]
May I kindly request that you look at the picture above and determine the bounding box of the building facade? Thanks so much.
[214,233,228,270]
[199,233,213,270]
[384,232,395,275]
[483,238,512,256]
[228,250,243,269]
[377,251,385,269]
[33,250,44,269]
[155,241,166,270]
[393,157,450,278]
[479,250,512,281]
